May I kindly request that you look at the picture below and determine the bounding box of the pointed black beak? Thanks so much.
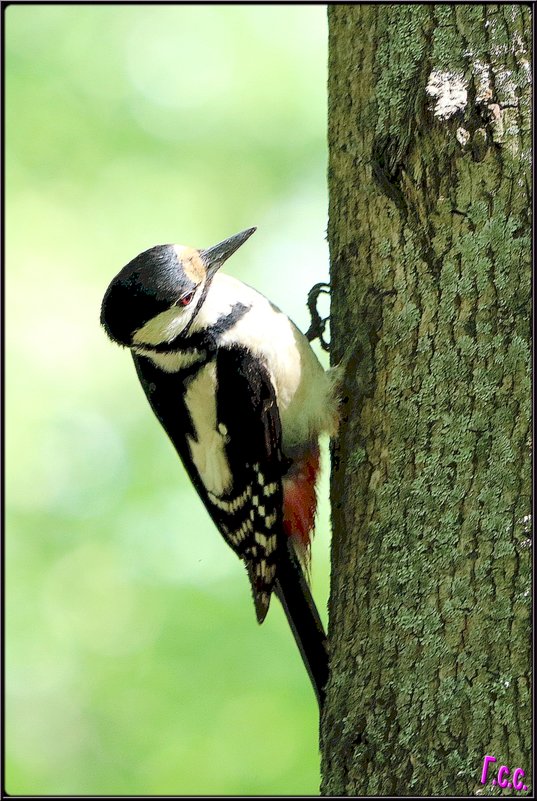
[200,227,257,278]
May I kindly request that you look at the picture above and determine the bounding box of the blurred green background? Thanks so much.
[5,5,331,795]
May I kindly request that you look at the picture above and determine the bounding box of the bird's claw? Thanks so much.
[305,282,331,352]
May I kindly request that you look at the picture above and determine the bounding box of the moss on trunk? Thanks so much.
[322,5,531,796]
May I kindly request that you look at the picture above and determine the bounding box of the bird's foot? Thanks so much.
[305,282,331,352]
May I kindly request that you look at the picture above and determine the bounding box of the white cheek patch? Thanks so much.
[185,363,233,496]
[132,281,204,346]
[133,306,190,346]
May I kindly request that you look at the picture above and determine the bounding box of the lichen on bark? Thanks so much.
[322,5,531,796]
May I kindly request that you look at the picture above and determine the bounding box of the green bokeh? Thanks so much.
[5,5,330,795]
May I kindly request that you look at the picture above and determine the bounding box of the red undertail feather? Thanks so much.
[283,443,320,569]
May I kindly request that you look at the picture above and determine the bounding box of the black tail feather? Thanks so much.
[274,544,328,708]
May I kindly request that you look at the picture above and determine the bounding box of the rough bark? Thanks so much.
[322,5,531,796]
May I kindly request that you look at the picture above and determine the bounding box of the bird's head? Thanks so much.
[101,227,256,348]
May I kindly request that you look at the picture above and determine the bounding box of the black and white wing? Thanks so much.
[132,346,285,622]
[212,346,286,621]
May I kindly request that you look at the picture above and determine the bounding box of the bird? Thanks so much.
[100,227,340,706]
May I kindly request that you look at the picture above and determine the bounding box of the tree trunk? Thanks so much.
[322,5,531,796]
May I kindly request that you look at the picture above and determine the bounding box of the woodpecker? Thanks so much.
[100,227,339,706]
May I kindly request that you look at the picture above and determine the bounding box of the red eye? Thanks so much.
[178,291,195,307]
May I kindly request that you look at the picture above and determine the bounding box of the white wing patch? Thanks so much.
[185,362,233,496]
